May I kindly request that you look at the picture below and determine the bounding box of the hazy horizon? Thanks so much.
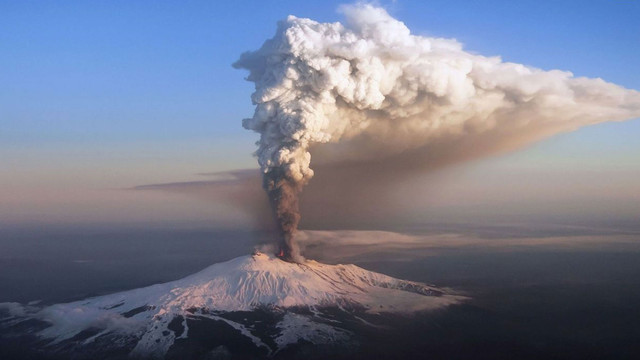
[2,1,639,233]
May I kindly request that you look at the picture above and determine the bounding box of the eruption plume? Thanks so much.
[234,4,640,261]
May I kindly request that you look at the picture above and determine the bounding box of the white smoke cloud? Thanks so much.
[236,3,640,177]
[233,3,640,259]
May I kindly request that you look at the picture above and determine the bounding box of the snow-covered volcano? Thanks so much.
[0,252,464,358]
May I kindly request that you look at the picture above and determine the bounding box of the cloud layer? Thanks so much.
[236,3,640,178]
[231,4,640,257]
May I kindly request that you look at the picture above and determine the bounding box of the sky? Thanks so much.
[1,0,639,228]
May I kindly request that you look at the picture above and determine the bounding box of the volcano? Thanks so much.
[0,252,463,359]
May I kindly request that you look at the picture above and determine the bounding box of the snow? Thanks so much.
[1,252,464,356]
[275,312,350,350]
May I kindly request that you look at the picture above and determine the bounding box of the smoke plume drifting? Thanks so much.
[234,4,640,261]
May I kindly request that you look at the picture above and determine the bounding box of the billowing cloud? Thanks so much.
[231,4,640,258]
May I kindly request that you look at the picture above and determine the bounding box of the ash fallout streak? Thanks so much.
[233,4,640,262]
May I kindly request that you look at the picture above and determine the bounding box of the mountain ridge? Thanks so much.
[0,251,464,358]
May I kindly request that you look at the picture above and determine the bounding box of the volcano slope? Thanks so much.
[0,252,464,359]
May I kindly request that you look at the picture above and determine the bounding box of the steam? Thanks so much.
[234,4,640,261]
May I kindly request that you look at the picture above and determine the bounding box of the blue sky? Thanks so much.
[2,0,638,145]
[1,1,639,227]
